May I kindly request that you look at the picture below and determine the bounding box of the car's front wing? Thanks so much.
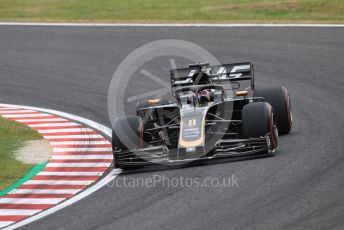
[114,134,274,167]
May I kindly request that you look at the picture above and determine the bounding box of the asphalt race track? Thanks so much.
[1,26,344,230]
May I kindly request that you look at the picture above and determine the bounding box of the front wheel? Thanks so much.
[112,116,144,169]
[242,102,278,156]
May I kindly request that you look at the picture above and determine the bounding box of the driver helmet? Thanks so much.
[198,89,214,104]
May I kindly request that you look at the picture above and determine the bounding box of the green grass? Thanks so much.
[0,117,42,190]
[0,0,343,23]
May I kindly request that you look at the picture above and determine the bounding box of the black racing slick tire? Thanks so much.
[112,116,144,169]
[242,102,278,155]
[254,86,292,135]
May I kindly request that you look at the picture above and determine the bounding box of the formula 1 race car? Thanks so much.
[112,62,292,169]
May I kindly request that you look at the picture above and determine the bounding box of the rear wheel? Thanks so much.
[254,86,292,134]
[242,102,278,156]
[112,116,144,169]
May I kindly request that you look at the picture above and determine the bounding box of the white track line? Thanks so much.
[0,22,344,27]
[43,134,105,139]
[46,162,111,167]
[0,222,14,228]
[50,141,110,145]
[0,198,64,205]
[38,128,94,133]
[52,147,111,152]
[50,155,113,160]
[10,189,82,195]
[29,123,80,127]
[0,110,36,114]
[23,180,93,185]
[16,118,67,122]
[0,210,40,216]
[2,114,53,118]
[37,171,104,176]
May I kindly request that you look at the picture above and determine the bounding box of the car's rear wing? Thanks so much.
[170,62,255,91]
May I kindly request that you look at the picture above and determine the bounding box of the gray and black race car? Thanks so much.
[112,62,292,169]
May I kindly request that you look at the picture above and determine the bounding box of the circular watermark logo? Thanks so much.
[107,39,233,166]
